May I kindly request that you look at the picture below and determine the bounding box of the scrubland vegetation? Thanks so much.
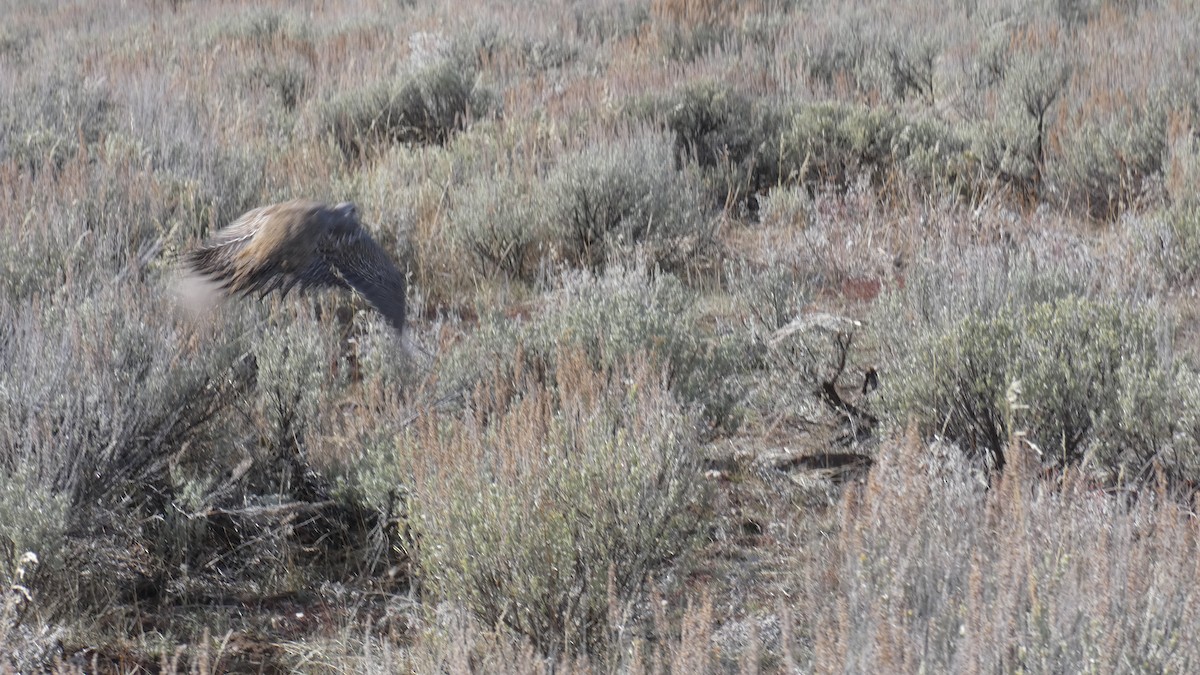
[4,0,1200,671]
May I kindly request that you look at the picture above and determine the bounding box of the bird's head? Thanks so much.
[332,202,359,222]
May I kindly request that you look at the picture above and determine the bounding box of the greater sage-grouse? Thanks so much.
[183,200,406,334]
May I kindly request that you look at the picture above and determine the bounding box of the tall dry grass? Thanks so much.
[807,427,1200,673]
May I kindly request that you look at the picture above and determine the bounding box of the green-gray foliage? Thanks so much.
[544,133,715,270]
[0,464,68,582]
[0,145,265,304]
[880,35,939,104]
[448,173,544,282]
[780,102,967,192]
[666,81,788,199]
[320,59,493,161]
[0,23,33,64]
[657,88,972,199]
[655,7,734,64]
[725,256,813,335]
[253,316,337,466]
[971,48,1071,196]
[0,70,114,174]
[803,17,872,93]
[206,7,313,49]
[411,356,708,660]
[572,1,650,44]
[878,287,1194,478]
[0,289,252,509]
[443,264,747,433]
[1139,201,1200,286]
[0,284,258,619]
[1050,102,1167,220]
[241,57,313,110]
[668,83,758,170]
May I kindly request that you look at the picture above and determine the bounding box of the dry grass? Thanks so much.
[810,428,1200,673]
[4,0,1200,671]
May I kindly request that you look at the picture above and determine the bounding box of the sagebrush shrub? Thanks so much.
[1006,49,1070,165]
[544,133,715,270]
[665,81,787,200]
[410,349,709,660]
[968,47,1070,201]
[0,288,253,508]
[573,1,650,43]
[0,465,68,583]
[0,141,266,304]
[0,469,70,666]
[816,429,1200,673]
[241,57,313,110]
[724,255,813,335]
[1049,102,1167,220]
[447,173,544,282]
[779,102,966,193]
[652,0,737,63]
[803,16,872,94]
[0,283,260,619]
[880,35,939,104]
[208,7,312,49]
[668,82,756,170]
[0,68,114,174]
[0,548,59,672]
[251,314,340,492]
[1136,201,1200,287]
[441,263,748,433]
[0,24,32,63]
[877,288,1193,478]
[320,59,492,161]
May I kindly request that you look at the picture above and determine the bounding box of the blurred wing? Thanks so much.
[183,201,406,334]
[282,254,348,298]
[184,205,285,296]
[325,229,408,334]
[185,202,345,298]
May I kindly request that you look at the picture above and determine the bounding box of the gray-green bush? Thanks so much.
[241,57,313,110]
[0,465,68,584]
[408,350,708,660]
[250,314,340,495]
[544,133,715,270]
[665,81,788,202]
[443,263,747,434]
[448,173,544,282]
[208,7,313,49]
[0,283,258,617]
[0,290,252,509]
[880,35,939,105]
[877,285,1194,479]
[320,59,493,161]
[1137,201,1200,287]
[969,48,1071,199]
[779,102,967,193]
[803,15,872,94]
[0,145,265,303]
[1050,102,1167,220]
[0,69,115,175]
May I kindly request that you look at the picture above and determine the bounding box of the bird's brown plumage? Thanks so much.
[183,200,407,334]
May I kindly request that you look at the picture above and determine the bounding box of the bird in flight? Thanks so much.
[182,200,407,334]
